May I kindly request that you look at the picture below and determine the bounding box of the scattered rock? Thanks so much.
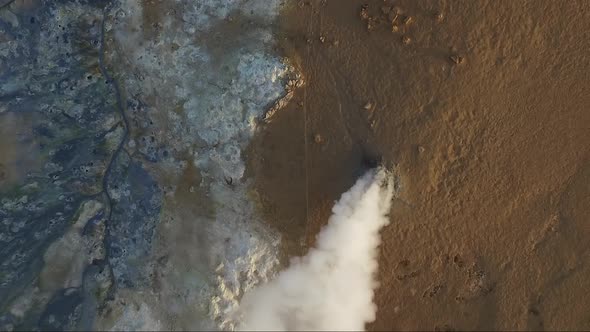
[434,11,444,23]
[466,265,494,296]
[396,270,419,281]
[314,134,323,144]
[367,17,377,31]
[224,176,234,187]
[359,3,409,33]
[370,119,377,129]
[423,284,444,298]
[402,15,413,25]
[360,4,369,20]
[450,54,464,65]
[389,11,399,24]
[360,4,378,31]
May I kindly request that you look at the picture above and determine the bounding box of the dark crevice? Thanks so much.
[96,3,130,293]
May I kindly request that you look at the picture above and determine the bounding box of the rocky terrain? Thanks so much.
[0,0,292,330]
[1,0,589,331]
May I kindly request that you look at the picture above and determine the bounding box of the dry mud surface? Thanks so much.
[247,0,590,330]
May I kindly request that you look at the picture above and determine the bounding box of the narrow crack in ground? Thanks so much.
[96,3,130,294]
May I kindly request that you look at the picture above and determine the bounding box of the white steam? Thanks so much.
[237,168,394,331]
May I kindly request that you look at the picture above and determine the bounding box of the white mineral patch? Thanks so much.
[207,183,281,330]
[103,0,289,330]
[9,200,105,322]
[40,200,104,292]
[109,302,163,331]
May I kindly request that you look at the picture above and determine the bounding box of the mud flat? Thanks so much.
[247,0,590,330]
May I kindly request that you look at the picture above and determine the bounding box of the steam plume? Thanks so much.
[237,168,394,331]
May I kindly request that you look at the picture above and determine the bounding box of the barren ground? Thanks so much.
[247,1,590,330]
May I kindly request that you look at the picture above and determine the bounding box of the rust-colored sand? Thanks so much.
[247,0,590,330]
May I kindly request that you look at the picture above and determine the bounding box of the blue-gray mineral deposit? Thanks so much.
[1,0,288,330]
[0,1,162,329]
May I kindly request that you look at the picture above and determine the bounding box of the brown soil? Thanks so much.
[246,0,590,330]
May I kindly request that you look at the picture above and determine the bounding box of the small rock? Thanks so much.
[389,12,399,24]
[367,18,376,31]
[401,35,411,45]
[450,54,464,65]
[402,15,413,25]
[319,36,326,43]
[434,11,444,22]
[314,134,323,144]
[360,4,369,20]
[418,146,426,153]
[363,102,373,110]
